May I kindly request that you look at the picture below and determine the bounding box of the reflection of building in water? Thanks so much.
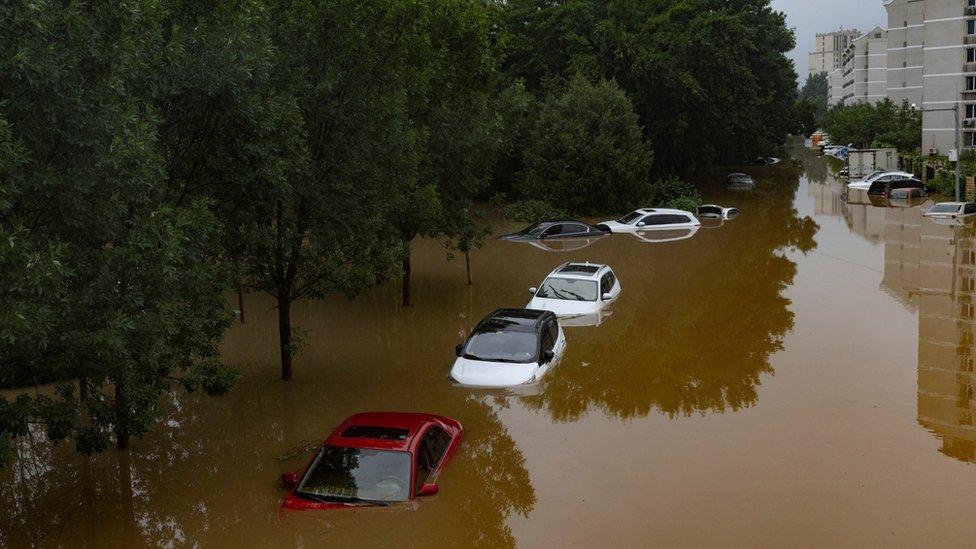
[806,180,886,244]
[917,223,976,463]
[881,206,921,309]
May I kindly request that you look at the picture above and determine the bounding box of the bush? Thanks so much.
[520,75,653,214]
[928,170,955,196]
[649,177,701,210]
[504,199,568,222]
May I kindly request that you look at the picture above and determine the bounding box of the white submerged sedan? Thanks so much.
[527,262,621,323]
[598,208,700,233]
[450,308,565,389]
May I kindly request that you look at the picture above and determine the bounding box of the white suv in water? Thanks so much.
[527,262,621,319]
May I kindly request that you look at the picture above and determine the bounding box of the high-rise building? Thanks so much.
[884,0,925,108]
[809,28,862,76]
[838,26,889,106]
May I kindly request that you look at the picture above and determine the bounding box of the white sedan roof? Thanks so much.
[544,262,610,281]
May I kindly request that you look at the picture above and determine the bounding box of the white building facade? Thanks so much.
[809,29,862,76]
[838,26,889,105]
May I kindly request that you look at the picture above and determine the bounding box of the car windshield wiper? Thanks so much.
[299,492,392,507]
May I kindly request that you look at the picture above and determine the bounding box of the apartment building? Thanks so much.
[809,28,862,76]
[838,26,889,105]
[828,68,845,107]
[884,0,925,107]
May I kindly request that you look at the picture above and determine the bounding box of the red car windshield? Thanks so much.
[295,446,412,504]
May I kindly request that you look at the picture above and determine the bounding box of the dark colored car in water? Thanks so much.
[280,412,463,509]
[728,173,755,188]
[867,176,924,197]
[498,220,610,241]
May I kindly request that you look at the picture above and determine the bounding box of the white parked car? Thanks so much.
[598,208,700,233]
[847,171,914,191]
[923,202,976,221]
[527,262,621,319]
[628,226,700,243]
[450,308,565,388]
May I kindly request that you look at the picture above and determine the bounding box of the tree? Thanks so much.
[798,72,829,127]
[823,99,921,152]
[500,0,799,173]
[520,76,652,214]
[0,0,235,460]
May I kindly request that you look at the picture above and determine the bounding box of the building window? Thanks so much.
[969,20,976,35]
[968,48,976,63]
[967,105,976,118]
[967,76,976,90]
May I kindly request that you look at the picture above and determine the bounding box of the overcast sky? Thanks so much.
[770,0,887,84]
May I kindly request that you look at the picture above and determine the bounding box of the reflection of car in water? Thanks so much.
[885,188,927,208]
[522,235,607,252]
[450,308,565,389]
[628,226,700,243]
[527,262,621,319]
[280,412,463,509]
[728,173,755,188]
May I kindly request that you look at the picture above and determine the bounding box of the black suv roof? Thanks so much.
[474,308,554,334]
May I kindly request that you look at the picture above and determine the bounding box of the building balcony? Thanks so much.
[963,90,976,100]
[966,35,976,46]
[965,62,976,73]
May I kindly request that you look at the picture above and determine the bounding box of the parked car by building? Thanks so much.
[450,308,565,388]
[280,412,463,509]
[847,170,914,191]
[728,173,755,188]
[598,208,700,233]
[527,262,620,319]
[923,202,976,220]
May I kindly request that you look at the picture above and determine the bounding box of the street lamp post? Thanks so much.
[913,103,962,201]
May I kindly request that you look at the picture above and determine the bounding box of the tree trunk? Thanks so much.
[115,385,129,450]
[278,296,293,380]
[465,250,472,286]
[237,284,246,323]
[401,253,411,307]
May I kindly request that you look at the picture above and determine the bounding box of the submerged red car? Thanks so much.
[280,412,463,509]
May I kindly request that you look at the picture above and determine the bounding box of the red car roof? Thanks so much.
[325,412,447,452]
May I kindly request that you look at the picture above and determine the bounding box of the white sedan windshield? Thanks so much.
[536,277,598,301]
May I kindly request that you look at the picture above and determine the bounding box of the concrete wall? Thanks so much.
[885,0,925,107]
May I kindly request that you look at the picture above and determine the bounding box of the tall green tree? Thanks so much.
[0,0,235,460]
[798,71,829,126]
[520,76,653,214]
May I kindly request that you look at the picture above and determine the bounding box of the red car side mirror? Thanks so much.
[281,472,300,489]
[418,483,439,497]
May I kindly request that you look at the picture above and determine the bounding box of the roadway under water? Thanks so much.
[3,148,976,547]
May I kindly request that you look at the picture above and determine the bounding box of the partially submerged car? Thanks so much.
[527,262,620,318]
[498,221,609,241]
[866,176,924,197]
[728,173,755,188]
[923,202,976,220]
[754,156,781,166]
[697,204,739,220]
[628,226,700,242]
[598,208,700,233]
[450,308,565,388]
[280,412,463,509]
[887,187,926,208]
[847,171,914,191]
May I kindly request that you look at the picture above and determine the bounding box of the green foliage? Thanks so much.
[521,76,653,214]
[504,199,569,223]
[928,170,957,196]
[648,177,702,210]
[823,99,921,152]
[797,72,828,128]
[501,0,799,171]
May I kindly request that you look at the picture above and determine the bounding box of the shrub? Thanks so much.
[504,199,568,223]
[520,76,653,214]
[649,177,701,210]
[928,170,955,196]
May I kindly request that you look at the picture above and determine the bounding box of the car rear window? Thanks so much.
[341,426,409,440]
[930,204,962,214]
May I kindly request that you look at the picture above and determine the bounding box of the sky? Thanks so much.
[770,0,887,84]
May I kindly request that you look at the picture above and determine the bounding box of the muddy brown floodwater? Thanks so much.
[3,147,976,548]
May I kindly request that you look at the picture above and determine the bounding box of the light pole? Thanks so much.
[912,102,962,201]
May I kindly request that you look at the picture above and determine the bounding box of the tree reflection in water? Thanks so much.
[521,169,818,422]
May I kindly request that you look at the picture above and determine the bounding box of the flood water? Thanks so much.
[3,148,976,547]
